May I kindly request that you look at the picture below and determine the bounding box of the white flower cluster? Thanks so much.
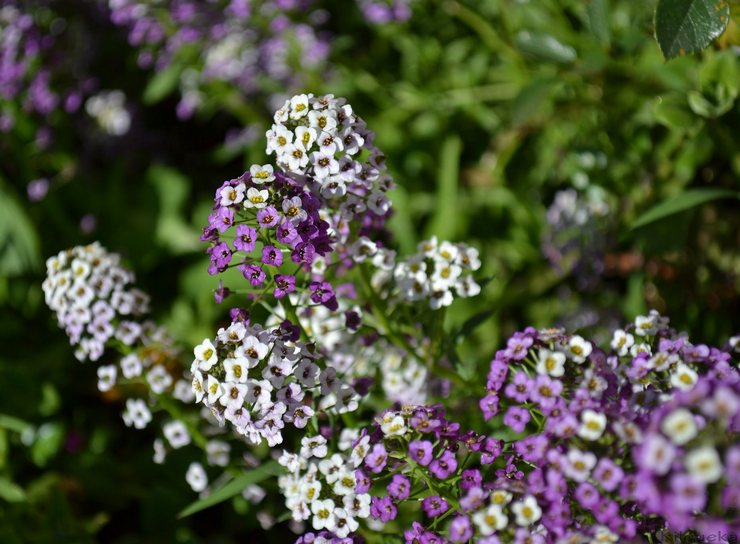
[278,430,371,537]
[191,319,360,447]
[266,93,393,217]
[357,236,482,310]
[85,90,131,136]
[42,243,150,361]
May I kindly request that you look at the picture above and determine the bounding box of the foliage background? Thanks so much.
[1,0,738,541]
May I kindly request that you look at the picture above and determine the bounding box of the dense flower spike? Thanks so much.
[191,316,359,447]
[366,236,482,309]
[43,242,150,361]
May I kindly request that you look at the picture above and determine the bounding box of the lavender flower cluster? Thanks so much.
[42,243,150,361]
[191,314,359,447]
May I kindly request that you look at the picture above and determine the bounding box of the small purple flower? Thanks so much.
[365,443,388,473]
[479,393,499,421]
[212,207,234,232]
[233,225,257,252]
[530,375,563,408]
[504,371,531,403]
[261,245,283,267]
[504,332,533,360]
[309,280,338,311]
[503,406,531,433]
[574,481,600,508]
[409,440,433,466]
[214,279,230,303]
[593,457,624,492]
[239,263,266,287]
[460,469,482,492]
[480,437,503,465]
[422,496,449,517]
[448,515,473,542]
[355,469,371,493]
[429,450,457,480]
[257,206,279,228]
[370,496,397,522]
[274,274,296,299]
[670,473,707,512]
[387,474,411,501]
[276,221,298,244]
[208,242,232,273]
[291,241,315,265]
[459,486,486,512]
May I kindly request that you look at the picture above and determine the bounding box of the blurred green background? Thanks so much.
[1,0,739,541]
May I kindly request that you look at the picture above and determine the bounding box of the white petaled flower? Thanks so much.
[610,329,634,356]
[194,339,218,371]
[242,336,269,366]
[122,398,152,429]
[224,358,249,383]
[338,428,360,451]
[290,94,310,119]
[332,507,358,538]
[332,471,356,496]
[249,164,275,184]
[163,420,191,449]
[192,371,206,403]
[578,410,607,441]
[670,363,698,391]
[97,364,117,392]
[146,365,173,394]
[472,504,508,535]
[186,462,208,493]
[511,495,542,526]
[120,353,143,379]
[219,382,248,411]
[343,493,371,519]
[219,183,246,206]
[244,187,270,209]
[380,414,407,437]
[311,499,336,531]
[490,490,512,506]
[568,335,592,363]
[205,440,231,467]
[634,314,658,336]
[301,435,328,459]
[85,90,130,136]
[536,349,566,377]
[564,448,597,482]
[173,379,195,403]
[685,445,723,484]
[301,480,322,503]
[593,526,619,543]
[660,408,698,445]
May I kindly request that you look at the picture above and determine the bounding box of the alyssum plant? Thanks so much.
[44,94,739,542]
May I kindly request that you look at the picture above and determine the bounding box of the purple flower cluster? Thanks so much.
[357,0,414,24]
[191,314,360,447]
[0,2,93,131]
[105,0,330,120]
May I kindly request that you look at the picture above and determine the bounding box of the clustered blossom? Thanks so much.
[475,311,740,538]
[42,243,150,361]
[278,429,371,539]
[542,186,613,289]
[357,0,415,24]
[191,315,360,447]
[266,93,394,219]
[365,236,482,309]
[105,0,331,120]
[85,89,131,136]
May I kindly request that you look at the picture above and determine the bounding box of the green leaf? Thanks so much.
[0,414,33,435]
[0,183,41,276]
[0,477,26,503]
[143,62,183,104]
[30,423,64,467]
[515,32,577,64]
[178,460,284,518]
[587,0,611,45]
[655,0,730,60]
[632,188,739,229]
[424,135,462,240]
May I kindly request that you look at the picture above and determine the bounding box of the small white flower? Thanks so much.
[219,382,248,411]
[146,365,173,394]
[219,183,246,206]
[194,339,218,371]
[163,420,191,449]
[564,448,597,482]
[206,375,224,404]
[490,490,512,506]
[332,507,358,538]
[577,409,607,441]
[295,125,318,150]
[311,498,336,531]
[634,314,658,336]
[206,440,231,467]
[511,495,542,526]
[249,164,275,184]
[290,94,310,119]
[224,357,249,383]
[332,471,356,496]
[192,371,205,403]
[122,398,152,429]
[685,445,723,484]
[343,493,371,519]
[242,336,269,366]
[661,408,698,445]
[301,435,328,459]
[186,462,208,492]
[472,504,508,535]
[610,329,634,356]
[338,428,360,451]
[536,349,566,377]
[380,414,407,437]
[120,353,143,379]
[244,187,270,209]
[97,364,117,392]
[568,335,592,363]
[670,363,698,391]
